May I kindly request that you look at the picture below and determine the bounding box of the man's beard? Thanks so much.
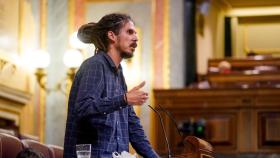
[121,51,134,59]
[117,41,137,59]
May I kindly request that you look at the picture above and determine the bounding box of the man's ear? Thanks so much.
[107,31,116,42]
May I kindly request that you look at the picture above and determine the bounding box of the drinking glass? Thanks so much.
[76,144,91,158]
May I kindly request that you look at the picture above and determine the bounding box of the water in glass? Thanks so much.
[76,144,91,158]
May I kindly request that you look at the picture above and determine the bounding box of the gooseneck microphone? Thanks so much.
[156,105,188,151]
[156,104,183,137]
[148,105,172,158]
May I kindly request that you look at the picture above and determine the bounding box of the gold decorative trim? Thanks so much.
[68,0,75,37]
[149,0,170,147]
[39,0,48,143]
[149,0,156,147]
[226,6,280,17]
[0,111,20,126]
[163,0,170,88]
[242,22,280,54]
[18,0,23,55]
[39,88,46,143]
[40,0,47,48]
[245,48,280,54]
[0,84,31,104]
[86,0,146,2]
[243,24,248,54]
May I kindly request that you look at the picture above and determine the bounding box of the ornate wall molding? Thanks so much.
[0,84,31,105]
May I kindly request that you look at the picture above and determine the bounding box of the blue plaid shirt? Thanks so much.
[63,51,158,158]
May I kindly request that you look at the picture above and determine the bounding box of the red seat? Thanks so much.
[48,145,63,158]
[0,133,24,158]
[22,139,55,158]
[20,133,39,141]
[0,128,17,136]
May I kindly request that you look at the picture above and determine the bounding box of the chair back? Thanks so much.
[0,133,24,158]
[20,133,40,141]
[22,139,55,158]
[48,145,63,158]
[0,128,16,136]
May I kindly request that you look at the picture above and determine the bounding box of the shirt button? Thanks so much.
[119,107,122,109]
[117,137,120,140]
[116,121,119,125]
[103,112,106,115]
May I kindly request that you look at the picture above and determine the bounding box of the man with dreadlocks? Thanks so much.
[63,13,159,158]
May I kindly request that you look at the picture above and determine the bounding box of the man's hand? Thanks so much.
[126,81,148,105]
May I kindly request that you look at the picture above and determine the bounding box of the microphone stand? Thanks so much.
[148,105,172,158]
[156,104,188,154]
[156,104,183,137]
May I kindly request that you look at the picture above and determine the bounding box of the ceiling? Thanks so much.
[222,0,280,8]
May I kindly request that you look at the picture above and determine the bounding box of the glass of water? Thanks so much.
[76,144,91,158]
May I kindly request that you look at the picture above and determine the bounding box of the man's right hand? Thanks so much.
[126,81,148,105]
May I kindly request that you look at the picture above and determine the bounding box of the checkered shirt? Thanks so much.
[63,51,158,158]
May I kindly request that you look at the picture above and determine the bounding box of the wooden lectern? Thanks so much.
[172,136,214,158]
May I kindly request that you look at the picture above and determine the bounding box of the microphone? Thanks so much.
[156,104,183,137]
[156,105,188,151]
[148,105,172,158]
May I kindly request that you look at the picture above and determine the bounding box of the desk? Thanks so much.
[153,88,280,154]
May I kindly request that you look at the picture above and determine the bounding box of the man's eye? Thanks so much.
[128,30,134,34]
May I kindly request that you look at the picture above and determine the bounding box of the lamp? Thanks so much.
[0,58,17,74]
[0,59,7,70]
[63,49,83,81]
[25,32,85,93]
[65,31,86,82]
[29,49,50,90]
[25,48,83,93]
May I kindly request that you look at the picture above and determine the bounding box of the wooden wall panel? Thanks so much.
[258,111,280,150]
[154,88,280,154]
[207,116,233,145]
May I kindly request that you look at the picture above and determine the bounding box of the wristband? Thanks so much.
[124,93,128,103]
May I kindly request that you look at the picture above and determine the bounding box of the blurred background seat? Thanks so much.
[22,139,55,158]
[0,133,24,158]
[48,144,63,158]
[0,128,17,137]
[20,133,40,142]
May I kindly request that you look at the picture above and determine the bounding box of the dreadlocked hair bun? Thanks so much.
[77,13,133,51]
[77,22,107,51]
[77,22,95,43]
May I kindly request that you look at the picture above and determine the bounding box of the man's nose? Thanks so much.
[133,34,138,42]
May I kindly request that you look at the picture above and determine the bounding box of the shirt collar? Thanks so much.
[99,50,122,72]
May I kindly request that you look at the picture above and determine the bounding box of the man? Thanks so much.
[63,13,159,158]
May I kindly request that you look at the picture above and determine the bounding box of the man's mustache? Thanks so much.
[130,43,137,48]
